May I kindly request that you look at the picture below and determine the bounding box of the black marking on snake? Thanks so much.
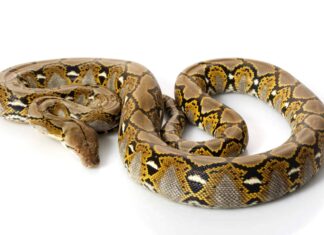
[7,95,27,112]
[143,178,156,192]
[66,65,81,82]
[186,169,209,193]
[246,198,261,205]
[183,196,209,206]
[128,144,135,155]
[238,166,264,193]
[97,66,109,85]
[147,155,161,175]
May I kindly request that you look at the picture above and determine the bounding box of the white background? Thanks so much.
[0,1,323,235]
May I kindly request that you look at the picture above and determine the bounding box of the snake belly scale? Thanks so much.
[0,58,323,208]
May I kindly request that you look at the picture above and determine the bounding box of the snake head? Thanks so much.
[28,96,101,168]
[62,120,100,168]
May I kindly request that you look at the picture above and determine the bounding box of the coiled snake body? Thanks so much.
[0,58,323,208]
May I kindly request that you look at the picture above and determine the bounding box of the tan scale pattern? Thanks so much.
[0,58,323,208]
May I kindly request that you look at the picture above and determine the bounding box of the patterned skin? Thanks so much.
[0,58,323,208]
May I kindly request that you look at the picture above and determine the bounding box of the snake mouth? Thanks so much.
[61,137,100,168]
[82,154,100,168]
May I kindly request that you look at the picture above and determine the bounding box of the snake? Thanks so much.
[0,58,323,208]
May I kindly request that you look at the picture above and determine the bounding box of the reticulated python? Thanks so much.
[0,58,323,208]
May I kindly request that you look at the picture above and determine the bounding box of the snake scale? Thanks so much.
[0,58,323,208]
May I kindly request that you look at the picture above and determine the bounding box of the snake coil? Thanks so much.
[0,58,323,208]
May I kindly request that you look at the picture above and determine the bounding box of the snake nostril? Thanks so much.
[93,156,100,164]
